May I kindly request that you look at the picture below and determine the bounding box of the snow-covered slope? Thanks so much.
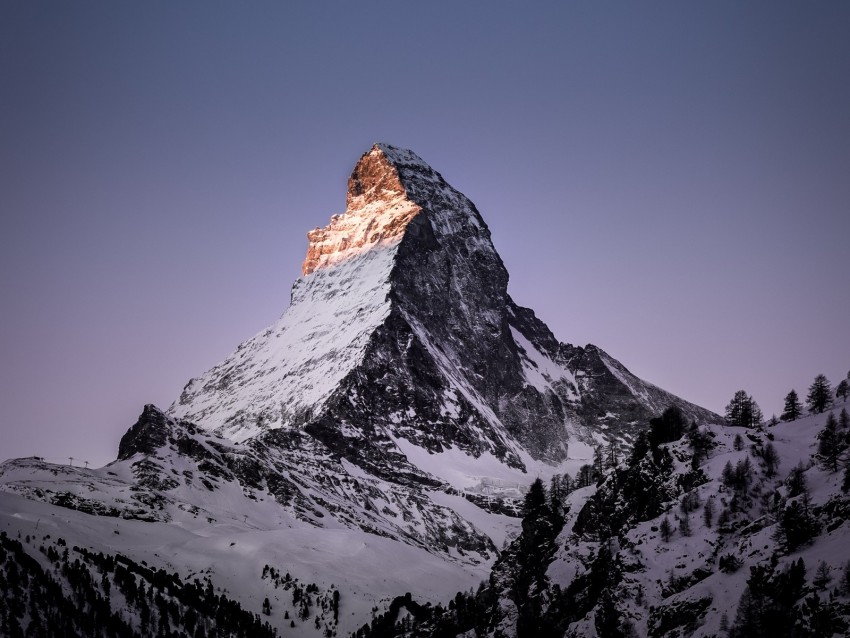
[171,146,420,442]
[0,405,505,636]
[470,400,850,638]
[0,488,482,638]
[171,143,716,472]
[0,144,726,637]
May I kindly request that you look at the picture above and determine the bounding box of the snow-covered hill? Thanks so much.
[0,144,727,637]
[548,405,850,638]
[377,400,850,638]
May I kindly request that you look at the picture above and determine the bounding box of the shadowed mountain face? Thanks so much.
[169,143,718,471]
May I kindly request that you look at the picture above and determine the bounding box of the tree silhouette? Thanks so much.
[725,390,762,427]
[780,390,803,422]
[806,374,832,414]
[761,442,780,478]
[817,412,841,472]
[659,517,673,542]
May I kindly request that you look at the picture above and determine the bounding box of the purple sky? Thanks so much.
[2,3,849,467]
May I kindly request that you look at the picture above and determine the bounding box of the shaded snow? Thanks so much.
[169,240,400,441]
[510,326,578,399]
[0,491,483,637]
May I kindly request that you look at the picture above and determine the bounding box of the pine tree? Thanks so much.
[726,391,748,426]
[807,374,832,414]
[817,412,841,472]
[837,379,849,402]
[733,434,744,451]
[732,434,744,452]
[777,495,820,551]
[688,422,712,464]
[839,407,849,429]
[722,460,736,487]
[680,512,691,537]
[594,590,621,638]
[734,457,753,490]
[725,390,762,427]
[523,478,548,520]
[781,389,803,422]
[576,464,594,488]
[648,405,688,446]
[606,440,617,469]
[786,462,807,497]
[549,474,562,506]
[813,561,831,591]
[761,442,780,478]
[751,402,764,427]
[592,446,605,481]
[703,496,715,528]
[659,516,674,542]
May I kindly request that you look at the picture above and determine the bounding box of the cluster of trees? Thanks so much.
[353,477,569,638]
[359,396,849,638]
[573,406,700,541]
[730,556,848,637]
[776,495,821,552]
[781,371,850,423]
[814,407,850,492]
[350,587,494,638]
[769,462,821,552]
[260,563,338,632]
[1,532,140,638]
[721,457,754,492]
[0,531,278,638]
[726,371,849,428]
[725,390,764,427]
[547,441,623,508]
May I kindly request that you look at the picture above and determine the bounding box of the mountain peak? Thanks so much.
[346,144,407,208]
[173,144,718,453]
[302,144,429,276]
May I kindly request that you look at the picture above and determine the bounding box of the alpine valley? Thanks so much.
[2,145,849,637]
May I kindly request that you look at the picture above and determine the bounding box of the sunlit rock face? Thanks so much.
[302,145,420,276]
[170,143,718,471]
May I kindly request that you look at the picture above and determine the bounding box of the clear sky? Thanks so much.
[1,2,848,467]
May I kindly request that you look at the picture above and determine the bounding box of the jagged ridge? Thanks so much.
[170,143,716,475]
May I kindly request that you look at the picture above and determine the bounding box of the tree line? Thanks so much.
[724,369,849,427]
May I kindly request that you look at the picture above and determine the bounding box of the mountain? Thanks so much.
[170,143,717,467]
[0,143,725,637]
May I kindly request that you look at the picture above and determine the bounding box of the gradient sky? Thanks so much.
[2,2,849,467]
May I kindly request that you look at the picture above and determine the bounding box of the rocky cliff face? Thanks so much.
[170,143,717,471]
[0,144,729,638]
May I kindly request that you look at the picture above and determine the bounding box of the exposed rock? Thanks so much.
[117,403,171,460]
[170,143,719,476]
